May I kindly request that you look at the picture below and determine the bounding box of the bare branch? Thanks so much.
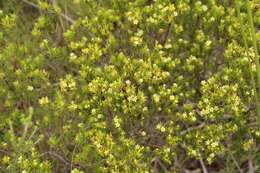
[180,123,205,135]
[41,151,71,166]
[184,169,201,173]
[21,0,38,8]
[248,153,255,173]
[199,157,208,173]
[21,0,75,24]
[228,150,243,173]
[152,157,169,173]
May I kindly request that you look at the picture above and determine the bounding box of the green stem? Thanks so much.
[246,0,260,129]
[235,0,260,130]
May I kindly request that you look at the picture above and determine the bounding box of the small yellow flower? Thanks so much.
[27,85,34,91]
[68,101,78,111]
[128,95,137,102]
[141,131,146,136]
[133,19,139,25]
[113,116,121,128]
[39,96,49,105]
[156,123,166,132]
[165,44,172,49]
[125,80,131,85]
[59,75,76,92]
[153,94,160,103]
[2,155,10,164]
[243,139,254,151]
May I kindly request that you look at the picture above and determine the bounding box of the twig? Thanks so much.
[228,149,243,173]
[0,149,10,155]
[152,157,169,173]
[248,153,255,173]
[161,22,172,46]
[28,127,38,141]
[40,151,71,166]
[199,157,208,173]
[184,169,201,173]
[70,144,77,172]
[40,151,86,170]
[21,0,38,8]
[21,0,75,24]
[180,123,205,135]
[60,13,75,24]
[51,0,65,31]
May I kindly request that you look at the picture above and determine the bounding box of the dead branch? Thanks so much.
[21,0,75,24]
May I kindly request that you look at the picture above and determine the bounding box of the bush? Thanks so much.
[0,0,259,172]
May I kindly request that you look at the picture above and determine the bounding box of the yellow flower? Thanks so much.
[59,75,76,92]
[39,96,49,105]
[113,116,121,128]
[68,101,78,111]
[153,94,160,103]
[27,85,34,91]
[156,123,166,132]
[141,131,146,136]
[2,155,10,164]
[133,19,139,25]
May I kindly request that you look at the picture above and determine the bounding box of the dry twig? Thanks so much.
[199,157,208,173]
[21,0,75,24]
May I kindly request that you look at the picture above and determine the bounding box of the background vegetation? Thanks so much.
[0,0,259,172]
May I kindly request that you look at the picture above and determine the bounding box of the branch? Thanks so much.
[0,149,10,155]
[248,153,255,173]
[21,0,75,24]
[199,157,208,173]
[40,151,71,166]
[152,157,169,173]
[180,123,205,135]
[184,169,201,173]
[22,0,38,8]
[228,149,243,173]
[40,150,87,170]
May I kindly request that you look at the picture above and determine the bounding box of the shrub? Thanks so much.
[0,0,259,172]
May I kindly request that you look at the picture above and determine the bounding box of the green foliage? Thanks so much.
[0,0,259,172]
